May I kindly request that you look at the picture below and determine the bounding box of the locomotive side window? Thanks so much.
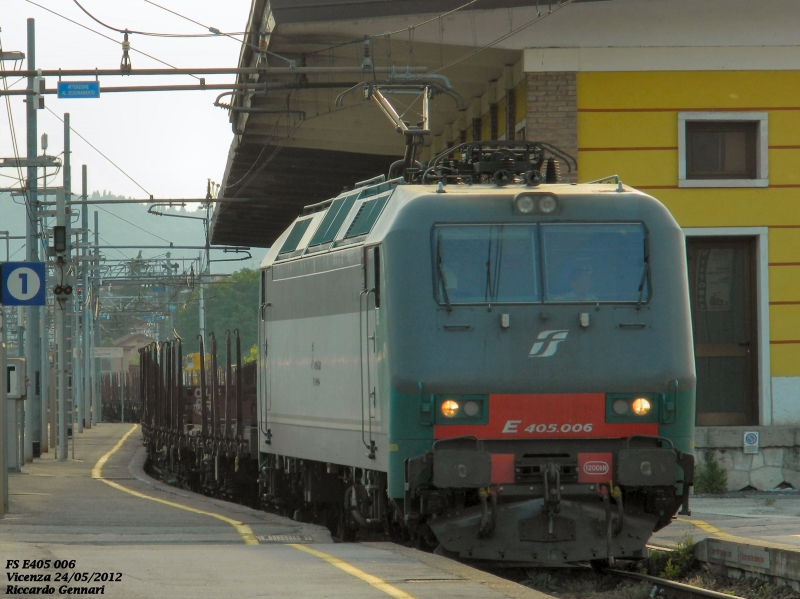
[278,218,313,256]
[435,225,541,304]
[308,193,358,247]
[345,194,391,239]
[541,223,648,303]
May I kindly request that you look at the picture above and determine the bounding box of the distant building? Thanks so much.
[111,332,154,374]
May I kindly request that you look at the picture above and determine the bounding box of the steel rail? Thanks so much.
[611,569,746,599]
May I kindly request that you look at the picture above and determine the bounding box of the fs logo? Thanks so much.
[529,330,569,358]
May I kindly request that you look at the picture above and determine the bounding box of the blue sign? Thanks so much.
[1,262,46,306]
[57,81,100,99]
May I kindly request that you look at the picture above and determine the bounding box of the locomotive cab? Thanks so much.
[253,141,695,566]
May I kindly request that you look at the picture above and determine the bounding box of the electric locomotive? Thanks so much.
[256,140,695,565]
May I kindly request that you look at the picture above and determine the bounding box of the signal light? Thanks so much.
[53,225,67,253]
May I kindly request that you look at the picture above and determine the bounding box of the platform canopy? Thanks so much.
[210,0,607,247]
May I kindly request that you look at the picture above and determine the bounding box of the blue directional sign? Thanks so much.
[57,81,100,99]
[1,262,46,306]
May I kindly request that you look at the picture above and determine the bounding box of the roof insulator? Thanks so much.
[544,157,561,183]
[120,32,132,74]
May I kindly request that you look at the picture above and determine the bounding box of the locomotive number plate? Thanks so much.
[502,420,594,434]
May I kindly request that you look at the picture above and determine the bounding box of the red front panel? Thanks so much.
[433,393,658,440]
[577,452,613,483]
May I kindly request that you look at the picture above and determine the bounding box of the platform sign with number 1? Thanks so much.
[0,262,46,306]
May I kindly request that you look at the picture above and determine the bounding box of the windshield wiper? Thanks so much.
[636,234,651,311]
[484,225,504,304]
[437,233,452,313]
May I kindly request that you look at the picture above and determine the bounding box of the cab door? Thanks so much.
[361,246,380,456]
[258,269,271,444]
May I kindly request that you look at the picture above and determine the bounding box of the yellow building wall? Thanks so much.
[577,71,800,377]
[481,111,491,141]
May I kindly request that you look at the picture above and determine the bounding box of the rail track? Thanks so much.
[611,569,746,599]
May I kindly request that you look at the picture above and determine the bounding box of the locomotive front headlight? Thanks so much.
[538,194,558,214]
[612,399,630,415]
[515,195,536,214]
[463,400,480,417]
[631,397,652,416]
[441,399,460,418]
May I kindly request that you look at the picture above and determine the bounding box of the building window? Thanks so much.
[678,112,768,188]
[490,104,499,140]
[472,117,482,142]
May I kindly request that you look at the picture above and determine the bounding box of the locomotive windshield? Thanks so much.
[435,222,648,304]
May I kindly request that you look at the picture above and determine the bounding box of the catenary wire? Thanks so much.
[72,0,246,38]
[1,37,41,246]
[142,1,250,44]
[44,106,152,197]
[24,0,202,79]
[94,204,173,244]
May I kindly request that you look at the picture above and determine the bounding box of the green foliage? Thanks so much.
[765,497,776,506]
[175,268,259,355]
[244,344,258,364]
[643,534,696,580]
[694,452,728,494]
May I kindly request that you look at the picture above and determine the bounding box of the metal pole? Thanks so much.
[56,188,67,461]
[40,269,49,454]
[81,165,91,430]
[198,252,206,351]
[120,372,125,424]
[93,212,101,425]
[62,114,82,436]
[24,18,41,463]
[1,310,7,514]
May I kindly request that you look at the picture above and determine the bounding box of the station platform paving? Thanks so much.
[652,490,800,549]
[0,423,551,599]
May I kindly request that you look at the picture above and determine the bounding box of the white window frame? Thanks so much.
[678,112,769,188]
[683,227,772,426]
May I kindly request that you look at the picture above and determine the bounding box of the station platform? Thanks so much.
[0,423,551,599]
[652,490,800,549]
[651,492,800,590]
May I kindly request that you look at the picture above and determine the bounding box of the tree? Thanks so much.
[175,268,259,355]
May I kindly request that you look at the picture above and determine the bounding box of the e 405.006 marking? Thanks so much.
[502,420,594,434]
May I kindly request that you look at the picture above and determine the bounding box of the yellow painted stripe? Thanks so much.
[289,544,417,599]
[676,518,736,540]
[92,424,258,545]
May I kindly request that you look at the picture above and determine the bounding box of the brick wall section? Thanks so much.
[526,71,578,183]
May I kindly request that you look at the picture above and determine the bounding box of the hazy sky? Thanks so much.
[0,0,259,267]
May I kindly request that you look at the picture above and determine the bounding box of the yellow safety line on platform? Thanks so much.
[289,544,417,599]
[676,517,736,540]
[92,424,259,545]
